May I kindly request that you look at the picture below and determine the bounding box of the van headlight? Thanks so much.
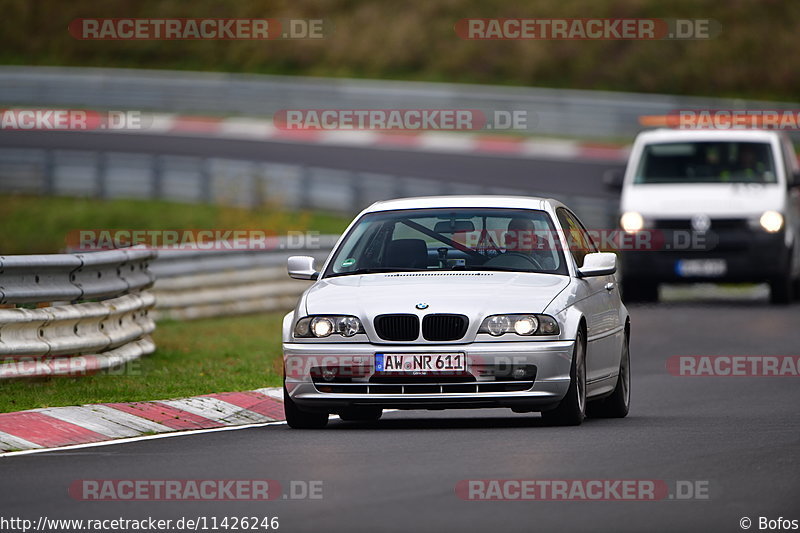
[294,316,364,338]
[620,211,645,233]
[759,211,784,233]
[479,314,560,337]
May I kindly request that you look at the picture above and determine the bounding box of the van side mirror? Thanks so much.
[578,252,617,277]
[288,256,319,280]
[603,168,625,191]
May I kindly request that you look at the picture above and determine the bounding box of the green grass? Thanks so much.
[0,313,286,413]
[1,0,798,101]
[0,194,349,254]
[0,195,347,412]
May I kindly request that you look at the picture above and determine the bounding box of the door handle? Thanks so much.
[605,282,615,291]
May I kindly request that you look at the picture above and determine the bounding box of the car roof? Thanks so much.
[362,195,559,214]
[636,128,783,144]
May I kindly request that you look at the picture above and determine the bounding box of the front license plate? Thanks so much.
[375,353,466,373]
[676,259,727,278]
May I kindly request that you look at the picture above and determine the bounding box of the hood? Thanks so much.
[304,271,570,318]
[621,182,785,218]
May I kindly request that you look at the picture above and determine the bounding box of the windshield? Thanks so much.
[635,141,777,184]
[324,208,568,277]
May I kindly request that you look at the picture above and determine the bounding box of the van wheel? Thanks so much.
[769,270,793,305]
[621,279,659,303]
[542,329,586,426]
[284,386,328,429]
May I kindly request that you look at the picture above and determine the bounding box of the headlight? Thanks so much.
[759,211,784,233]
[294,316,365,338]
[620,211,645,233]
[479,314,559,337]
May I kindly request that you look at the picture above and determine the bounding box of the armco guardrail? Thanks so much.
[0,241,337,378]
[1,66,798,139]
[149,237,337,320]
[0,148,618,230]
[0,248,157,379]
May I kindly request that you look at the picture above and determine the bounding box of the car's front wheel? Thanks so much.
[284,386,328,429]
[587,331,630,419]
[542,329,586,426]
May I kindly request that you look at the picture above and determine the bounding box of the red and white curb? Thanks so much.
[0,387,284,453]
[119,113,630,162]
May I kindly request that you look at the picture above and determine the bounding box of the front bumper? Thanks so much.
[283,340,575,412]
[622,229,788,283]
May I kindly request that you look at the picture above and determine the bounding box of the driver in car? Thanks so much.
[484,218,555,270]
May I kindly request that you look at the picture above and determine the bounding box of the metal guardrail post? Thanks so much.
[95,151,107,199]
[151,154,163,199]
[42,150,55,195]
[351,172,365,214]
[299,166,312,210]
[199,158,212,203]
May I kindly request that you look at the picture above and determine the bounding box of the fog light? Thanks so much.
[512,367,527,379]
[322,368,337,381]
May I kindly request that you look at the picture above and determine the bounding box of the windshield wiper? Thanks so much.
[327,267,428,278]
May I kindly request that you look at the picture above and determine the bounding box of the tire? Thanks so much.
[587,331,630,419]
[284,386,328,429]
[621,278,659,303]
[769,270,793,305]
[542,328,586,426]
[339,407,383,422]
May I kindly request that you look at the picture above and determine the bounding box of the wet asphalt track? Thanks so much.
[0,131,796,532]
[1,287,798,533]
[0,130,622,199]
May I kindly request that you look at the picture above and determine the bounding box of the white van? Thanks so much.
[615,128,800,304]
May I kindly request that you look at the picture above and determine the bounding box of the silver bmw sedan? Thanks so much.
[282,196,630,428]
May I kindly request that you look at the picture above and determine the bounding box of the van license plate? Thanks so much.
[676,259,727,277]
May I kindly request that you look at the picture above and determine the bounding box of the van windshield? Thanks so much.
[635,141,777,184]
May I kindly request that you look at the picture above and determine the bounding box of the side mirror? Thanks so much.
[288,256,319,280]
[603,168,625,191]
[578,252,617,277]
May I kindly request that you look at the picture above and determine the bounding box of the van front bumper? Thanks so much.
[621,229,789,283]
